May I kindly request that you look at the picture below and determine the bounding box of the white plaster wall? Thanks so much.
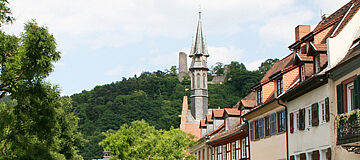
[327,5,360,68]
[287,84,331,155]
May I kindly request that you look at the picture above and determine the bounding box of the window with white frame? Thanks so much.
[347,82,355,112]
[257,88,263,105]
[217,146,221,160]
[319,100,326,124]
[231,142,236,160]
[306,106,312,129]
[294,111,299,132]
[307,151,313,160]
[276,78,283,96]
[241,139,247,158]
[315,54,321,73]
[236,140,240,160]
[300,65,305,81]
[226,144,231,160]
[223,145,226,160]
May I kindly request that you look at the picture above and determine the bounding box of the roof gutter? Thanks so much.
[277,99,289,160]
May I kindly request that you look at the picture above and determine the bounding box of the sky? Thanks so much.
[1,0,349,95]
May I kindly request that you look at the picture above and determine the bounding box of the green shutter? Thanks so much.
[355,75,360,109]
[337,84,344,114]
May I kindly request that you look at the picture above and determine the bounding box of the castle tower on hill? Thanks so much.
[189,11,209,121]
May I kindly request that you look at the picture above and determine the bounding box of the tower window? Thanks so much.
[203,73,206,89]
[197,74,201,88]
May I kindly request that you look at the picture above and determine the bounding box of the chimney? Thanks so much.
[295,25,311,41]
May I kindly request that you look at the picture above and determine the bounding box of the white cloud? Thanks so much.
[259,10,314,45]
[244,59,265,71]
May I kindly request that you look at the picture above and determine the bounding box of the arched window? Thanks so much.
[197,73,201,88]
[203,73,206,89]
[192,73,195,88]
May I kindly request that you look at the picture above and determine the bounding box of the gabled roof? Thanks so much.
[260,53,295,83]
[200,120,207,128]
[212,109,225,118]
[224,108,240,116]
[206,114,213,123]
[239,91,256,108]
[207,123,225,136]
[207,122,247,146]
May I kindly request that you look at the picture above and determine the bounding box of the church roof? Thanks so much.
[189,11,209,57]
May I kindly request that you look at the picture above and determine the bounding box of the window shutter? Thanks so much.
[282,111,286,132]
[337,84,344,114]
[312,150,320,160]
[326,148,331,160]
[270,113,277,135]
[290,155,295,160]
[290,113,294,133]
[325,97,330,122]
[249,122,254,141]
[300,153,306,160]
[259,118,264,138]
[299,108,305,130]
[355,75,360,109]
[312,103,319,126]
[277,112,280,133]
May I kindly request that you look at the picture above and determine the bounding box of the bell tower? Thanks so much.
[189,11,209,121]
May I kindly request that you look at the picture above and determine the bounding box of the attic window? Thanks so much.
[276,78,283,96]
[257,88,263,105]
[300,65,305,81]
[314,54,321,73]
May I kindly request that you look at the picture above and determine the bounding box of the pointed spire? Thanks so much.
[189,11,209,57]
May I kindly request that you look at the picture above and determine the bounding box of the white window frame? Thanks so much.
[241,139,246,158]
[319,99,326,125]
[300,65,305,81]
[223,145,226,160]
[347,82,355,112]
[231,142,236,160]
[226,144,231,160]
[236,140,240,160]
[294,111,299,133]
[315,54,321,73]
[307,151,313,160]
[306,106,312,129]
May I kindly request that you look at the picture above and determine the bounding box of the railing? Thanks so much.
[336,111,360,145]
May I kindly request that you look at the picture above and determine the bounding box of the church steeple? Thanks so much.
[189,11,209,121]
[190,11,209,58]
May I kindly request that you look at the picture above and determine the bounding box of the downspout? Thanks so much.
[242,117,251,160]
[278,99,289,160]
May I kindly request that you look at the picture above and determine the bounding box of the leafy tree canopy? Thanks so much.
[0,4,84,159]
[99,120,194,160]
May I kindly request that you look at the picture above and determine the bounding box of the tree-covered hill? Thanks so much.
[71,59,278,159]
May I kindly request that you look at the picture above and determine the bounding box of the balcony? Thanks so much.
[336,110,360,154]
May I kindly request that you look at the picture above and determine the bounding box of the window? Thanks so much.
[226,144,231,160]
[258,118,264,138]
[295,111,299,132]
[197,74,201,88]
[277,78,283,96]
[269,113,277,135]
[306,106,312,129]
[277,110,286,133]
[254,120,259,139]
[300,65,305,81]
[236,140,240,160]
[241,139,247,158]
[223,145,226,160]
[319,100,326,124]
[315,54,321,73]
[249,122,254,141]
[347,82,355,112]
[257,88,263,105]
[217,146,222,160]
[265,116,270,136]
[203,74,206,89]
[231,143,236,160]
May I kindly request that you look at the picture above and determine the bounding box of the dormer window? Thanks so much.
[300,65,305,81]
[315,54,321,73]
[276,78,283,96]
[257,88,263,105]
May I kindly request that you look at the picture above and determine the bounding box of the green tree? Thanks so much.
[99,120,193,160]
[0,5,84,159]
[211,62,225,76]
[257,58,279,76]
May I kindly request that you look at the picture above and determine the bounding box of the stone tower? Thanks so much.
[189,11,209,121]
[178,52,188,82]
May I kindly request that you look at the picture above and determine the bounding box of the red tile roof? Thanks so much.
[207,123,225,136]
[207,122,247,146]
[200,120,207,127]
[296,53,313,62]
[224,108,240,116]
[239,91,256,108]
[206,114,213,123]
[260,53,295,83]
[212,109,225,118]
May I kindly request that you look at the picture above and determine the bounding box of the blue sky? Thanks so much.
[2,0,349,95]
